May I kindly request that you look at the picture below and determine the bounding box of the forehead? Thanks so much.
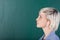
[38,8,51,17]
[39,12,46,17]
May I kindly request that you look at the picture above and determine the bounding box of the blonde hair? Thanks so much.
[39,7,60,31]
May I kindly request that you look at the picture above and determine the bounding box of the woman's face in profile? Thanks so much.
[36,11,48,28]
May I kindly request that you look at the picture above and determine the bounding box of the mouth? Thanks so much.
[37,22,39,24]
[36,21,39,24]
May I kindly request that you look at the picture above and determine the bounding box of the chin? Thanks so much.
[36,25,41,28]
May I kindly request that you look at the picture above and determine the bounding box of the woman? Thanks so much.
[36,7,60,40]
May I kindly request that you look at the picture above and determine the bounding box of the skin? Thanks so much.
[36,11,52,39]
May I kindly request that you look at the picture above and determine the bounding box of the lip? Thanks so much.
[36,21,39,24]
[37,22,39,24]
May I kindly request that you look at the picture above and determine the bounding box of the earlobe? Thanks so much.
[46,19,51,27]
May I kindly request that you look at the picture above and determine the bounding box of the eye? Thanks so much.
[43,11,47,13]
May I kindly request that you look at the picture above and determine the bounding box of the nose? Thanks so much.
[36,17,38,21]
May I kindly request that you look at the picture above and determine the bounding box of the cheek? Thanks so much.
[37,19,47,27]
[40,20,45,26]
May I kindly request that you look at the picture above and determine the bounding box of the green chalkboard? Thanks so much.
[0,0,60,40]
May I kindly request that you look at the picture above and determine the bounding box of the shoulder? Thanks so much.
[47,31,60,40]
[50,34,60,40]
[39,32,60,40]
[39,33,60,40]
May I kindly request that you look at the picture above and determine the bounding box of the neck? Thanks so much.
[42,26,52,39]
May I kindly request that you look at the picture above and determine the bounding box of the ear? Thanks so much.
[46,19,51,27]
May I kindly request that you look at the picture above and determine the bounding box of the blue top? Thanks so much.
[39,31,60,40]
